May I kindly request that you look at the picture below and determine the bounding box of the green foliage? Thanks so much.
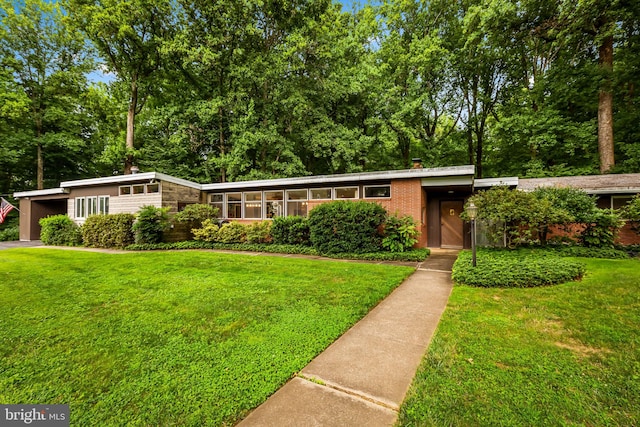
[124,241,429,262]
[0,226,18,242]
[579,210,623,248]
[621,194,640,233]
[544,244,629,259]
[245,221,272,244]
[216,222,247,244]
[382,214,419,252]
[271,216,310,246]
[173,204,219,229]
[132,206,170,244]
[81,214,135,248]
[39,215,82,246]
[191,219,220,242]
[452,249,586,288]
[309,201,387,254]
[399,257,640,426]
[0,250,411,426]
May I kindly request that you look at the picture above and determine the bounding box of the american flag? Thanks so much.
[0,197,15,223]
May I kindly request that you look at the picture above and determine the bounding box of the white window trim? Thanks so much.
[244,192,263,219]
[75,197,86,219]
[209,193,225,218]
[334,186,359,200]
[86,196,98,216]
[363,185,391,199]
[226,193,242,219]
[119,185,131,196]
[98,196,109,214]
[264,190,284,219]
[310,188,332,200]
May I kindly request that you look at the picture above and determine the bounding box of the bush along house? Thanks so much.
[13,162,640,247]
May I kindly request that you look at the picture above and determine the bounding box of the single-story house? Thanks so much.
[13,164,640,247]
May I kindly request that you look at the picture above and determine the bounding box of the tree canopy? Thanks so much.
[1,0,639,193]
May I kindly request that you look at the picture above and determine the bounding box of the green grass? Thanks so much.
[398,257,640,426]
[0,249,413,426]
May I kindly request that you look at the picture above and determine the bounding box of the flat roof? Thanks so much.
[202,165,476,191]
[14,188,68,198]
[60,172,202,190]
[474,177,519,188]
[519,174,640,194]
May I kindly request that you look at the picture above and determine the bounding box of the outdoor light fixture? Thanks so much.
[467,201,478,267]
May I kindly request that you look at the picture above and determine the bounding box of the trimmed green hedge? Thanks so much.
[39,215,82,246]
[124,241,429,262]
[452,249,586,288]
[309,201,387,254]
[82,214,135,248]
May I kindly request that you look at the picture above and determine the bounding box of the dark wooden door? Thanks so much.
[440,200,464,248]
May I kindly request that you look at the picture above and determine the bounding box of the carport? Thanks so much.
[14,188,68,241]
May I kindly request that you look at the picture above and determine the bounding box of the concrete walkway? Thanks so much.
[238,249,458,427]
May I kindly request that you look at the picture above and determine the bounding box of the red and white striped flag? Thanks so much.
[0,197,15,223]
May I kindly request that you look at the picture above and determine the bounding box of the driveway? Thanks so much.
[0,241,43,250]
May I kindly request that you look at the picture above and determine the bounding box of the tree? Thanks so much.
[70,0,172,174]
[0,0,93,189]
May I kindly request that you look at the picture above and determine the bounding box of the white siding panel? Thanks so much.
[110,194,162,214]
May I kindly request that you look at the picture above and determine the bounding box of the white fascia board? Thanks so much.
[584,188,640,195]
[14,188,68,198]
[474,177,519,188]
[202,165,476,191]
[60,172,202,190]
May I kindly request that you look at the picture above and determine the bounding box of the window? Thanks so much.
[227,193,242,219]
[286,189,308,217]
[334,187,358,199]
[364,185,391,198]
[75,197,86,219]
[87,196,98,216]
[98,196,109,214]
[146,183,160,193]
[132,184,145,195]
[310,188,331,200]
[612,196,634,211]
[264,191,284,218]
[244,192,262,219]
[119,186,131,196]
[209,193,224,217]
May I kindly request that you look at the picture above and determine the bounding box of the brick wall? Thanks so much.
[161,181,201,213]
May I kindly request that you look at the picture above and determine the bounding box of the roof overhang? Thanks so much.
[60,172,202,190]
[474,177,519,189]
[14,188,69,199]
[202,165,476,191]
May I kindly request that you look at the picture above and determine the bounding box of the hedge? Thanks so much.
[82,214,135,248]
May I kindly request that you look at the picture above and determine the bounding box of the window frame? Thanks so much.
[226,192,242,219]
[75,197,86,219]
[334,186,359,200]
[309,188,332,200]
[264,190,284,219]
[363,185,391,199]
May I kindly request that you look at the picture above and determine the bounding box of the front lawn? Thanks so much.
[0,249,413,426]
[398,257,640,426]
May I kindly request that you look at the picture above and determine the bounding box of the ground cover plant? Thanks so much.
[452,248,587,287]
[398,257,640,426]
[0,249,413,426]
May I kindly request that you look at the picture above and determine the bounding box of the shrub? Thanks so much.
[39,215,82,246]
[382,214,419,252]
[133,206,170,244]
[245,221,272,244]
[173,204,219,238]
[0,226,19,242]
[579,210,623,248]
[452,249,586,288]
[271,216,310,245]
[216,222,247,243]
[82,214,135,248]
[192,219,220,242]
[309,201,387,254]
[621,194,640,233]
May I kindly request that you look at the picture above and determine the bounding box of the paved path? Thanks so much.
[238,249,458,427]
[0,240,43,250]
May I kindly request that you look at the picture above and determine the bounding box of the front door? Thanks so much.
[440,200,464,249]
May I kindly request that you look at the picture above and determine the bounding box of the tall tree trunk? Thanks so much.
[37,142,44,190]
[219,106,226,183]
[125,77,138,174]
[598,34,614,173]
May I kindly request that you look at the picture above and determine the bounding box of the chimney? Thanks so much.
[131,165,140,174]
[411,158,423,169]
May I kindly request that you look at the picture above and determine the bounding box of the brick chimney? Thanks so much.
[412,158,423,169]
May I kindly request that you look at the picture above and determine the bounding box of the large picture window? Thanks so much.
[209,193,224,217]
[264,191,284,218]
[310,188,331,200]
[244,192,262,219]
[286,190,308,217]
[227,193,242,219]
